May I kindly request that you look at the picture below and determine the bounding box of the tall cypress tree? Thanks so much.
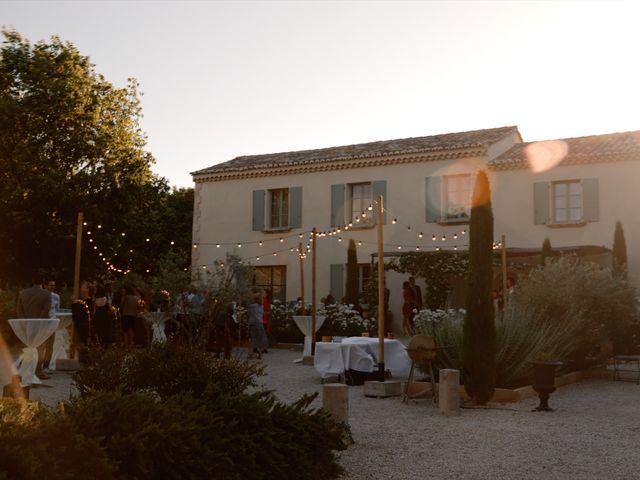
[612,221,628,278]
[463,170,496,405]
[345,239,360,307]
[541,237,554,266]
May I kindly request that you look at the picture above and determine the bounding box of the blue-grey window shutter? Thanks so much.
[533,182,550,225]
[330,264,344,301]
[289,186,302,229]
[425,176,441,222]
[331,184,345,227]
[582,178,599,222]
[252,190,265,231]
[371,180,387,224]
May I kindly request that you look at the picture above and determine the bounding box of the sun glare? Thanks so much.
[525,140,568,173]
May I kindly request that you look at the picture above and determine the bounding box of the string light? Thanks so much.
[418,232,423,238]
[407,226,411,231]
[279,238,284,243]
[416,246,420,251]
[392,218,397,224]
[453,233,458,240]
[259,241,263,246]
[441,235,446,241]
[432,235,436,241]
[170,241,175,245]
[146,238,150,242]
[216,244,220,248]
[237,243,242,248]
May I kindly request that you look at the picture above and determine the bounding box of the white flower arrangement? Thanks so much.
[413,308,465,334]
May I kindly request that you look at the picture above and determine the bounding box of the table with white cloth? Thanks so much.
[50,312,73,370]
[142,312,169,343]
[292,315,325,360]
[314,337,411,380]
[9,318,59,386]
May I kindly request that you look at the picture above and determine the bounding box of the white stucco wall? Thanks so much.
[491,160,640,287]
[192,141,640,332]
[192,155,489,331]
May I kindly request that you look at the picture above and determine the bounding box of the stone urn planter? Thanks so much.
[531,361,562,411]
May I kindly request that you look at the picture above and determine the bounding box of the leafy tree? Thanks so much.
[0,30,192,285]
[462,170,496,405]
[541,237,554,266]
[345,239,359,307]
[612,220,628,278]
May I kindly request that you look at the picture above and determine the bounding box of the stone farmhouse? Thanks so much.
[191,126,639,331]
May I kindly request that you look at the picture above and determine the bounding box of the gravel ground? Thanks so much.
[18,347,640,480]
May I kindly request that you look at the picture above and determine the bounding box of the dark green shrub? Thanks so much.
[74,341,264,398]
[0,399,113,480]
[613,220,628,278]
[345,239,359,308]
[463,170,496,405]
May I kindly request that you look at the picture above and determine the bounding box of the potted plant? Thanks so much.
[531,354,563,411]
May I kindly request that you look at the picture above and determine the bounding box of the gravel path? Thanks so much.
[20,347,640,480]
[258,348,640,480]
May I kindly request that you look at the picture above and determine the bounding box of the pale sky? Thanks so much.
[2,0,640,187]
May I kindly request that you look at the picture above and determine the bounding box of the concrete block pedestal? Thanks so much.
[322,383,349,423]
[439,369,460,415]
[363,380,402,398]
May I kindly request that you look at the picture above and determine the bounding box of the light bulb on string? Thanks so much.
[454,245,458,251]
[193,244,198,249]
[392,218,397,224]
[418,232,423,238]
[83,222,88,226]
[407,226,411,232]
[279,238,284,243]
[453,233,458,240]
[416,246,420,251]
[436,247,441,251]
[97,225,102,229]
[273,252,277,256]
[146,238,150,242]
[441,235,446,241]
[367,205,373,211]
[237,243,242,248]
[256,256,260,261]
[259,241,263,246]
[338,237,343,242]
[358,241,362,246]
[355,217,360,223]
[348,223,353,227]
[89,239,93,243]
[216,244,220,248]
[299,233,303,238]
[397,245,402,250]
[361,212,366,218]
[87,231,91,235]
[121,233,126,237]
[170,241,175,245]
[93,246,97,250]
[431,235,436,241]
[462,230,467,235]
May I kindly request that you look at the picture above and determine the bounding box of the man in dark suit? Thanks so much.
[409,276,423,311]
[16,273,52,379]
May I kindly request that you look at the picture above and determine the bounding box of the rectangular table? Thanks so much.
[314,337,411,381]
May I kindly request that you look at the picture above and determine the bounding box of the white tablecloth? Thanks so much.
[9,318,59,386]
[292,315,326,358]
[50,313,73,370]
[142,312,169,342]
[314,337,411,378]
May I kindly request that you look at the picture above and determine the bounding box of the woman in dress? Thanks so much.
[247,291,268,359]
[120,285,141,346]
[261,289,272,352]
[92,285,118,347]
[402,281,414,336]
[72,280,94,361]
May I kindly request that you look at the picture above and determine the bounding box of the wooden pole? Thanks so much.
[311,228,317,356]
[376,195,385,382]
[299,242,305,312]
[73,212,84,299]
[501,234,508,309]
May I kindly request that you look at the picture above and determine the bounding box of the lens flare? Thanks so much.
[525,140,568,173]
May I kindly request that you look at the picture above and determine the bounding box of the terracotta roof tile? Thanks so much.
[489,130,640,170]
[193,126,518,176]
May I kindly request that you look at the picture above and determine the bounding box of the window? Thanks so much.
[269,189,289,229]
[444,174,471,220]
[553,180,582,223]
[253,266,287,303]
[350,182,373,224]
